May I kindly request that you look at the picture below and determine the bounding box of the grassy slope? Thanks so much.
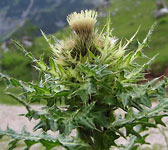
[1,0,168,104]
[0,85,20,105]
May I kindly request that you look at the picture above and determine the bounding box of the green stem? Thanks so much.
[92,130,105,150]
[77,128,94,149]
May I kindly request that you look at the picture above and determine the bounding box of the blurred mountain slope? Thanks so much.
[0,0,104,41]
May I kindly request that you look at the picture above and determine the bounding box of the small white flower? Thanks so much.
[67,10,97,36]
[106,36,118,49]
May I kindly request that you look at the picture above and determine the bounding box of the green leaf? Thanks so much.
[24,140,38,150]
[31,84,50,95]
[41,30,59,57]
[40,139,60,150]
[154,116,166,126]
[54,90,70,97]
[103,95,117,105]
[8,139,19,150]
[12,40,37,61]
[109,99,168,129]
[49,58,57,76]
[77,64,96,77]
[0,73,33,93]
[37,55,47,71]
[139,94,151,108]
[79,90,89,103]
[75,103,97,130]
[6,92,32,112]
[0,127,61,150]
[119,93,131,107]
[126,54,157,80]
[58,135,91,150]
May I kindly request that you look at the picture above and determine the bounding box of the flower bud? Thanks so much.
[67,10,97,37]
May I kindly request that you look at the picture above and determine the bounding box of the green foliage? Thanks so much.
[1,50,32,81]
[11,20,37,40]
[0,13,168,150]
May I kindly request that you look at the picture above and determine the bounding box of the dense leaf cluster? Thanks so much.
[0,16,168,150]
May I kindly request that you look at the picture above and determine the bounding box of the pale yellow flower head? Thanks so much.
[67,10,97,36]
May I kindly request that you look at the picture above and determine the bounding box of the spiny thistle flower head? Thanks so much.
[67,10,97,37]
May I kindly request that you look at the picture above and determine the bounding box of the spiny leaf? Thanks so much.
[12,40,37,62]
[6,92,32,112]
[41,30,60,57]
[130,23,156,63]
[110,99,168,129]
[126,54,158,79]
[37,55,47,71]
[49,57,57,76]
[0,127,61,150]
[122,27,139,50]
[0,73,33,93]
[8,139,19,150]
[58,135,91,150]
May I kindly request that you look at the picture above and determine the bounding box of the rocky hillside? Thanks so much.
[0,0,105,41]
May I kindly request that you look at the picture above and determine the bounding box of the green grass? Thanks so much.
[0,84,20,105]
[0,83,47,105]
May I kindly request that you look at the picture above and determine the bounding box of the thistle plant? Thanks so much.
[1,10,168,150]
